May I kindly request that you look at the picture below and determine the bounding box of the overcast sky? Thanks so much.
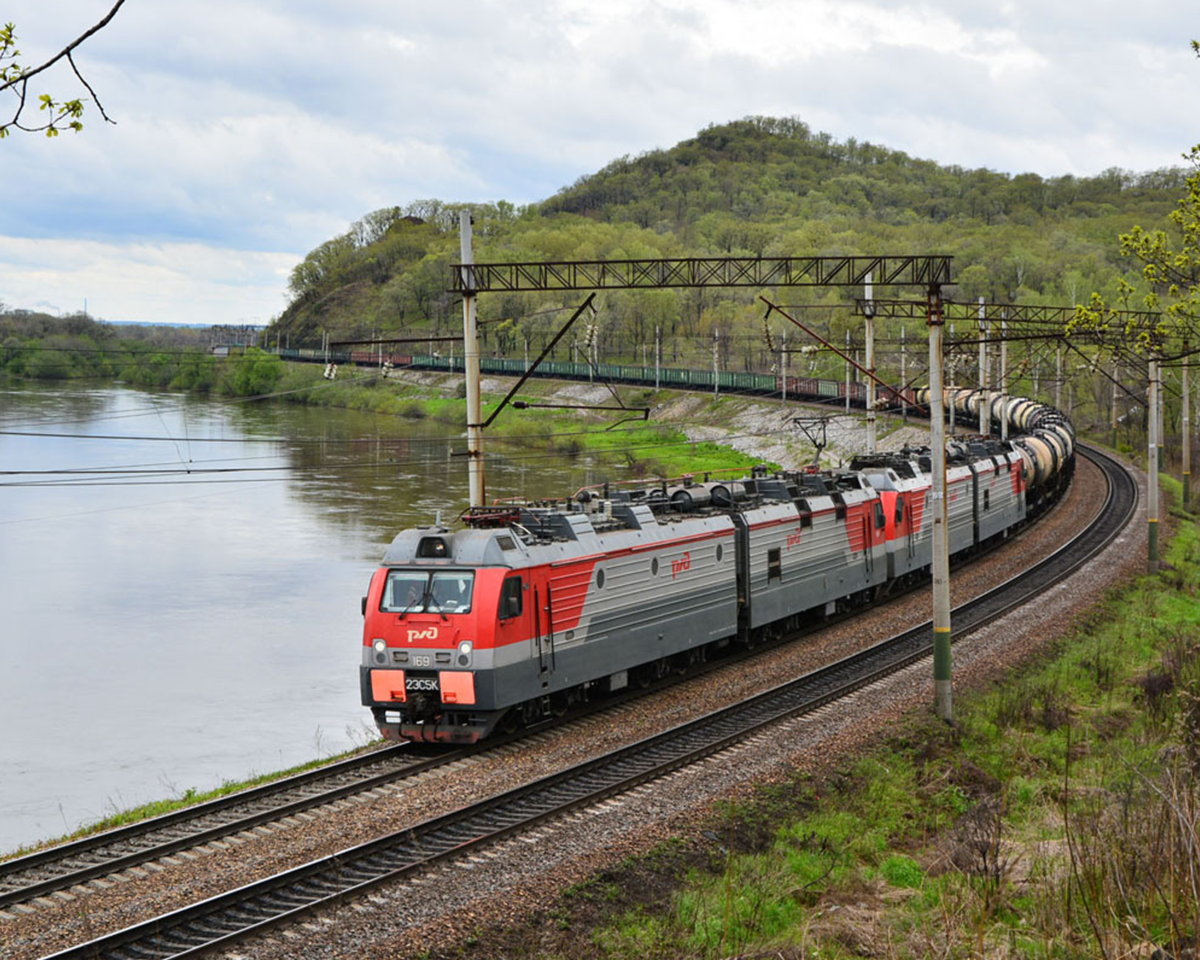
[1,1,1194,325]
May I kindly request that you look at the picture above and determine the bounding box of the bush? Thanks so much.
[219,348,284,397]
[879,854,924,888]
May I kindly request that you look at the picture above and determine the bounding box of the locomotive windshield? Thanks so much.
[380,570,474,614]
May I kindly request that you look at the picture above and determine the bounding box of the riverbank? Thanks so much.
[266,361,930,476]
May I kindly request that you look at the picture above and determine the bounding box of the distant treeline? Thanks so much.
[0,311,283,396]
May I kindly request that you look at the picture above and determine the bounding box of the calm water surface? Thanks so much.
[0,382,608,852]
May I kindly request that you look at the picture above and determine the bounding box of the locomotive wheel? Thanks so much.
[498,709,521,736]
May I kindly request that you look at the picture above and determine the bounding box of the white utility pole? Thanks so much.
[1149,356,1160,573]
[1184,345,1191,504]
[1111,360,1120,447]
[865,272,876,454]
[845,330,851,414]
[459,211,485,508]
[655,325,660,390]
[781,328,788,403]
[978,297,989,436]
[929,289,952,721]
[713,329,720,398]
[948,324,956,435]
[1000,311,1008,441]
[901,325,908,423]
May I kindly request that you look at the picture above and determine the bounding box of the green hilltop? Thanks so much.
[269,116,1182,376]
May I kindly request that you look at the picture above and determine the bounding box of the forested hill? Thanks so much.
[269,116,1184,374]
[543,116,1180,231]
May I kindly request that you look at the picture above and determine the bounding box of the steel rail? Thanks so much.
[41,446,1135,960]
[0,463,1061,910]
[0,746,465,911]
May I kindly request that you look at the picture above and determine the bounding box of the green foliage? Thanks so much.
[218,347,284,397]
[1,6,123,140]
[271,117,1182,391]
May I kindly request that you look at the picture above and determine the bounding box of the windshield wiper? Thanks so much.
[396,577,427,620]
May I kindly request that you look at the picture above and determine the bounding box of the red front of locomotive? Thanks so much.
[360,526,523,743]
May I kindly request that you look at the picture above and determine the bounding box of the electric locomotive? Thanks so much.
[360,390,1072,743]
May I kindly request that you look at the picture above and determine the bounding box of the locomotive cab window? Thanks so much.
[498,577,523,620]
[874,501,886,530]
[380,570,474,613]
[894,500,904,525]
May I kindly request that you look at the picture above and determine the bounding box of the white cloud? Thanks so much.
[0,237,299,324]
[1,0,1196,323]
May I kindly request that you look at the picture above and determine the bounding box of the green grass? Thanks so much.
[473,478,1200,960]
[273,363,778,478]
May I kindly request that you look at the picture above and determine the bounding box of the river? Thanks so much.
[0,382,610,852]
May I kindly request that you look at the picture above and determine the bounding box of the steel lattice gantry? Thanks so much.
[852,297,1160,328]
[451,255,953,293]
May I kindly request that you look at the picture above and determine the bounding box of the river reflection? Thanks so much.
[0,382,608,852]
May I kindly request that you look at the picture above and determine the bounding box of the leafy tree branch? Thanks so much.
[0,0,126,139]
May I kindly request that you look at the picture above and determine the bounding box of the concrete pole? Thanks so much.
[1000,311,1008,441]
[901,325,908,423]
[928,288,952,722]
[781,328,787,403]
[1184,344,1191,504]
[1112,360,1119,449]
[655,325,660,390]
[865,272,876,454]
[845,330,851,414]
[1158,363,1165,472]
[949,324,956,435]
[978,297,989,436]
[713,329,720,398]
[1149,356,1159,573]
[524,336,529,372]
[459,211,485,508]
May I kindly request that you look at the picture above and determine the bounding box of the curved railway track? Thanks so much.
[39,444,1136,960]
[0,455,1082,915]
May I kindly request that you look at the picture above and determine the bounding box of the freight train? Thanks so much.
[359,382,1075,744]
[276,347,908,411]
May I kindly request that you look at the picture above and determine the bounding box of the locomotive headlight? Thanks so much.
[372,638,387,664]
[457,640,472,666]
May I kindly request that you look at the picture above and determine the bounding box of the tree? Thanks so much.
[1,0,126,139]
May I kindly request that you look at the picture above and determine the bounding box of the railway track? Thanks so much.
[1,458,1072,916]
[0,745,466,913]
[40,445,1136,960]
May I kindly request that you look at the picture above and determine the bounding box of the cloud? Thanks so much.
[1,0,1196,322]
[0,236,299,324]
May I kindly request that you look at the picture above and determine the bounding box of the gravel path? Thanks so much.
[0,456,1127,960]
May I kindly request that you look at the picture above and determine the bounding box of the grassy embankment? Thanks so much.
[272,362,781,479]
[0,742,382,863]
[429,477,1200,960]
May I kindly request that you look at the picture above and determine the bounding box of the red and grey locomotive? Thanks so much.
[360,392,1073,743]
